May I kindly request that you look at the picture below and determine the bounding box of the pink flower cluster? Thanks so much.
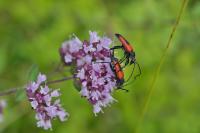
[60,31,117,115]
[0,100,6,122]
[26,73,69,130]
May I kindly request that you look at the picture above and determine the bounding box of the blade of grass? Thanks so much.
[136,0,189,132]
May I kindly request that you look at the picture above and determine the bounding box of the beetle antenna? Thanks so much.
[125,63,136,83]
[134,62,141,80]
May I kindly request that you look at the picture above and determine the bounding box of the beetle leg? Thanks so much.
[110,45,123,50]
[94,61,111,63]
[134,62,142,80]
[125,56,129,66]
[110,46,123,57]
[121,56,129,69]
[116,87,129,92]
[119,54,127,64]
[125,63,136,83]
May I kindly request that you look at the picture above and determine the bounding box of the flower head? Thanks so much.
[0,100,6,122]
[60,31,117,115]
[26,73,69,130]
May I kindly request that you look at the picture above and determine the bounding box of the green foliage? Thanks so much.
[27,64,39,81]
[0,0,199,133]
[15,87,26,102]
[14,65,39,102]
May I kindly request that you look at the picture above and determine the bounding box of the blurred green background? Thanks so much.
[0,0,199,133]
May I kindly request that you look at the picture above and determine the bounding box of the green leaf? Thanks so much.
[27,64,39,81]
[15,88,26,102]
[73,79,81,92]
[15,65,39,102]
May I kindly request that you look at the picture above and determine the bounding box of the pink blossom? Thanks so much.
[0,100,6,122]
[26,73,69,130]
[60,31,117,115]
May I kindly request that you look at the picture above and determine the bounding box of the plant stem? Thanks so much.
[0,88,19,97]
[136,0,188,132]
[0,76,75,97]
[46,76,75,85]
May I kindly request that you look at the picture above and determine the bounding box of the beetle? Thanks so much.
[111,33,141,79]
[95,51,130,92]
[110,55,126,90]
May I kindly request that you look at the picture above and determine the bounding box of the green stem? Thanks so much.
[0,76,75,97]
[136,0,188,132]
